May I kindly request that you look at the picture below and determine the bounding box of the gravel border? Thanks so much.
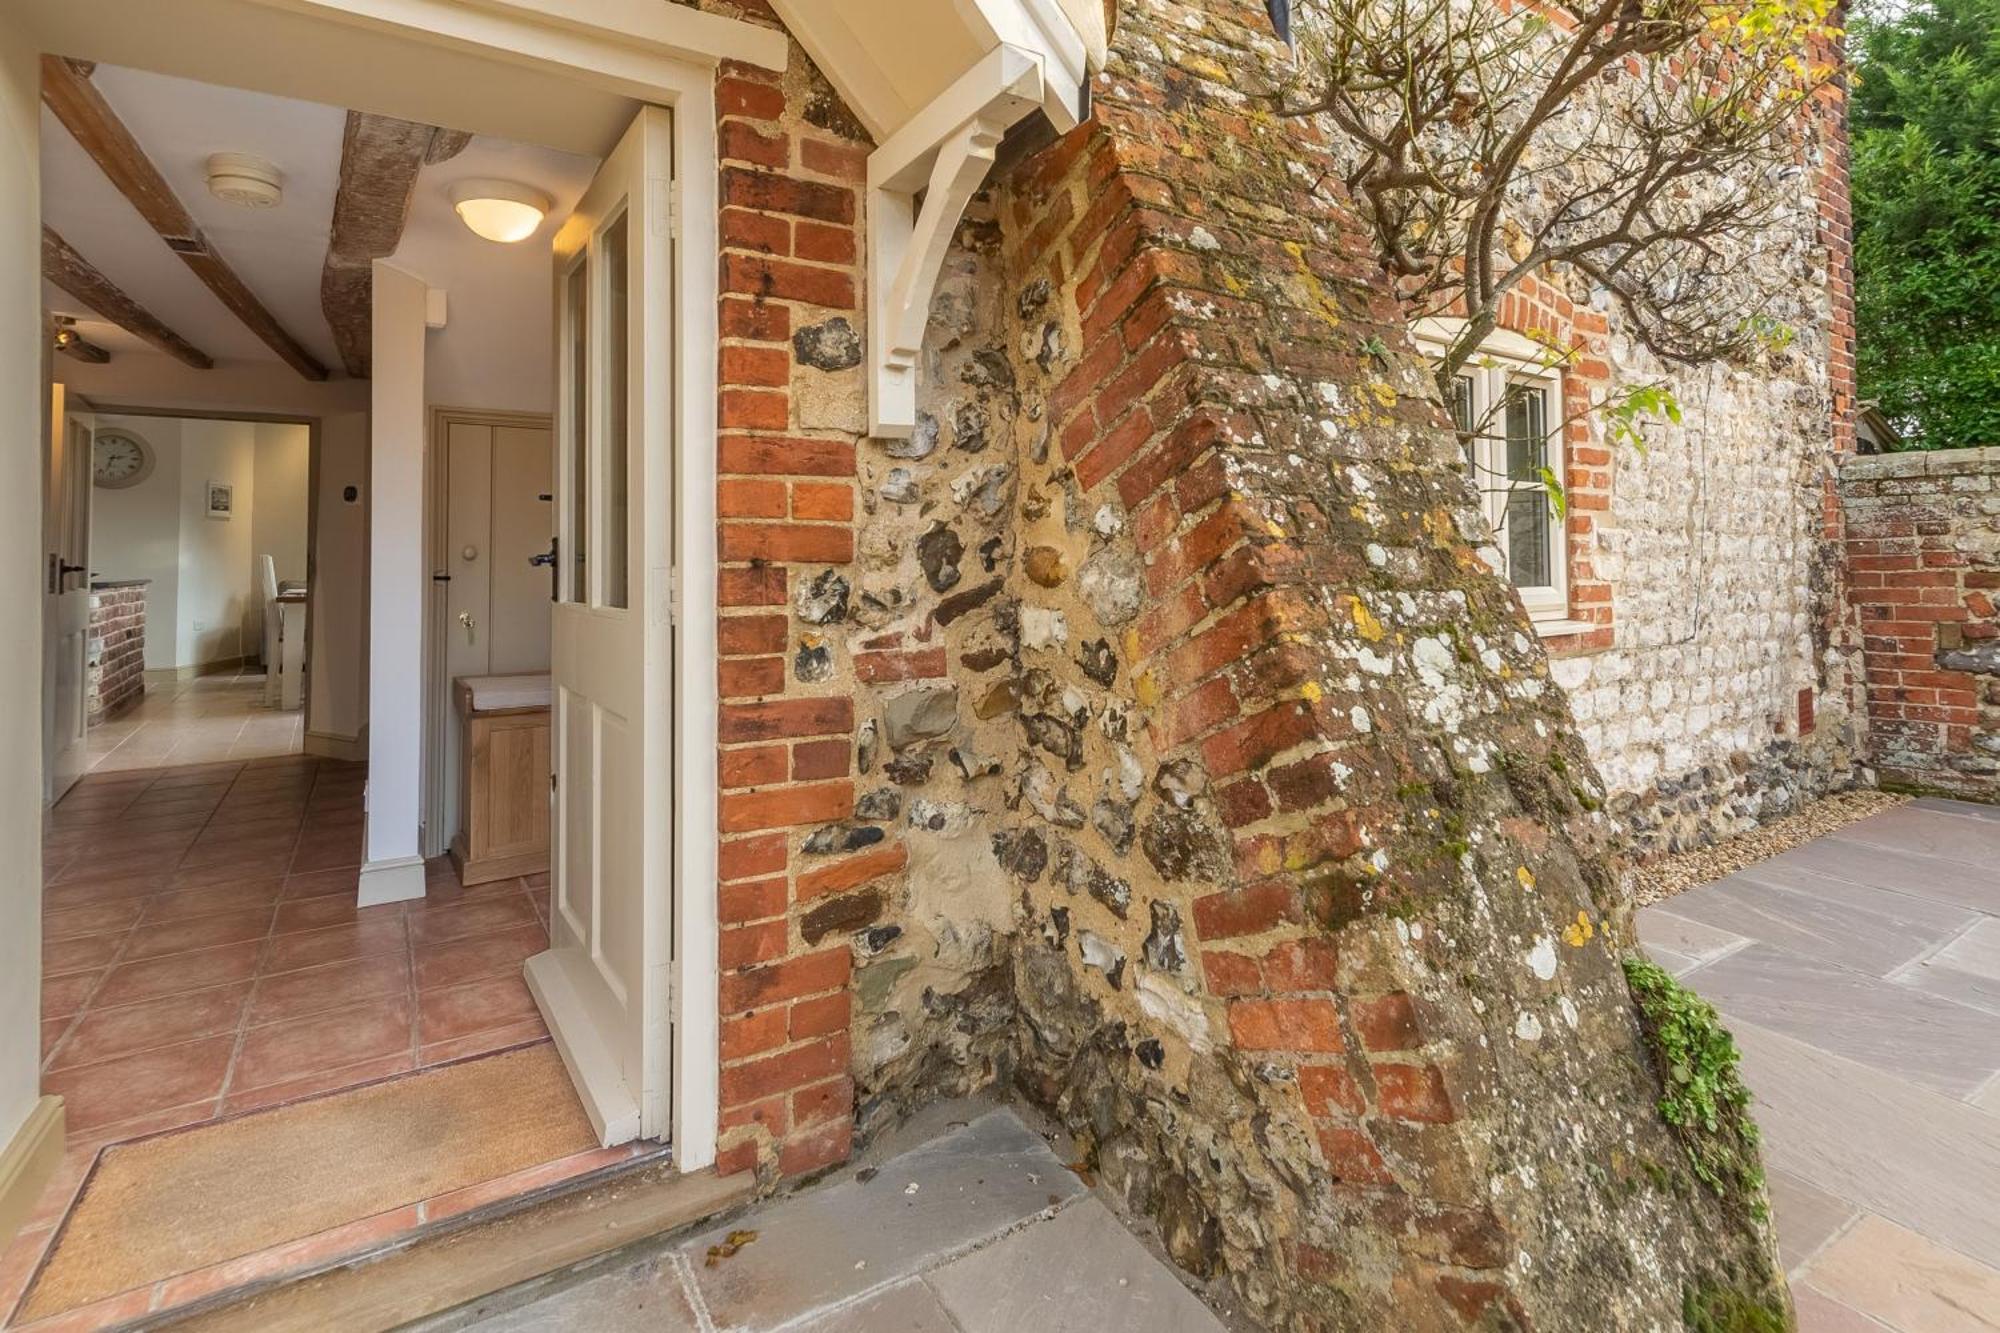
[1630,788,1912,907]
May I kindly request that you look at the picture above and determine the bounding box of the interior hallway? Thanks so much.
[84,671,303,775]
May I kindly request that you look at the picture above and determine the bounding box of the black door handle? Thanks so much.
[530,538,558,601]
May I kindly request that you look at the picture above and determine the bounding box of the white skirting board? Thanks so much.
[0,1096,63,1246]
[357,854,426,906]
[525,948,642,1149]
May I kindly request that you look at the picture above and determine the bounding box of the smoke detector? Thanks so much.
[206,153,283,208]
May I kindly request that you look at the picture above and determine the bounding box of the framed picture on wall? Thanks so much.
[206,481,234,520]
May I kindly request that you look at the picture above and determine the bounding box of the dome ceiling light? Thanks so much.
[449,178,552,244]
[206,153,284,208]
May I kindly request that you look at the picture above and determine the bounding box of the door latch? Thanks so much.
[458,610,476,645]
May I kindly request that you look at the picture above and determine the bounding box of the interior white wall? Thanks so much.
[0,8,49,1210]
[361,261,429,906]
[89,414,184,670]
[246,422,310,655]
[395,176,561,418]
[173,419,258,667]
[310,411,369,747]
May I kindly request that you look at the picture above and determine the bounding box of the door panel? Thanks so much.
[45,396,90,803]
[526,104,675,1148]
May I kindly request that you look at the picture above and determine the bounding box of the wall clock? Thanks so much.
[93,428,155,489]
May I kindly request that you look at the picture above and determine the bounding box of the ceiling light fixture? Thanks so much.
[449,178,551,244]
[206,153,284,208]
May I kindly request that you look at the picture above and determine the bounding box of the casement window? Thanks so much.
[1413,320,1569,622]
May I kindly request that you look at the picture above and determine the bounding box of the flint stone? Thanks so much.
[793,316,863,371]
[797,569,850,625]
[883,411,940,460]
[883,687,957,750]
[1079,551,1144,627]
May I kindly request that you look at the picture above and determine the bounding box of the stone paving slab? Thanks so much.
[1731,1021,2000,1270]
[680,1109,1086,1329]
[1667,868,1976,978]
[1834,806,2000,868]
[1800,1214,2000,1333]
[923,1197,1223,1333]
[1765,1168,1859,1276]
[1691,943,2000,1097]
[1635,909,1747,976]
[798,1279,958,1331]
[1760,838,1993,915]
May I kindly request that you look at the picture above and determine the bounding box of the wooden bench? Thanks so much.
[450,673,551,886]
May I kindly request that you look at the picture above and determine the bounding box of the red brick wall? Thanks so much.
[1841,447,2000,797]
[86,584,148,724]
[706,49,876,1182]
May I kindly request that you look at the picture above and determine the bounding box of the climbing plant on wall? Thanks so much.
[1852,0,2000,449]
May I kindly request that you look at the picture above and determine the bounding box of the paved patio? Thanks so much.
[1638,797,2000,1333]
[426,1103,1231,1333]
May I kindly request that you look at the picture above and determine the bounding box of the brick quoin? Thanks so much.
[706,34,870,1184]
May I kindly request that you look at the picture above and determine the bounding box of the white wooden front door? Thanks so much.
[524,105,675,1148]
[44,395,91,804]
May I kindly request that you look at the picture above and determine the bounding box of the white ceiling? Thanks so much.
[41,62,600,379]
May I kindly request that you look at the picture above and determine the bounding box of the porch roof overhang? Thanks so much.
[771,0,1110,437]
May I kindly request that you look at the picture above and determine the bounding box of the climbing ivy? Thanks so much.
[1623,959,1766,1211]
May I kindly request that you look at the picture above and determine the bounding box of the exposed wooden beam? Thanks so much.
[321,113,468,378]
[51,319,111,365]
[40,55,329,381]
[42,226,213,370]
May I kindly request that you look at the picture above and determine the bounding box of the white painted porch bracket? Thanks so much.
[867,44,1046,438]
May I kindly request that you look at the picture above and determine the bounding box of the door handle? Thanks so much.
[458,610,476,645]
[531,537,558,601]
[57,560,86,592]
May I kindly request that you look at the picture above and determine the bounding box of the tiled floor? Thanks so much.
[42,756,553,1138]
[84,670,303,775]
[1638,796,2000,1333]
[10,754,570,1328]
[446,1104,1227,1333]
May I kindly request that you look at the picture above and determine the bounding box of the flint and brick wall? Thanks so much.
[1841,446,2000,798]
[86,582,148,725]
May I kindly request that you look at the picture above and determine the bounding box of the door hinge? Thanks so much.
[653,567,678,629]
[652,177,678,240]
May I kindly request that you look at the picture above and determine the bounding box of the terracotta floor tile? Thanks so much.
[42,1035,233,1132]
[41,1017,71,1060]
[219,1051,416,1117]
[272,893,403,936]
[42,933,125,977]
[121,906,275,962]
[278,867,365,901]
[415,923,549,991]
[140,879,286,925]
[289,834,364,873]
[419,1017,549,1068]
[40,971,101,1021]
[41,874,161,908]
[416,973,541,1046]
[42,899,144,942]
[48,982,252,1071]
[92,940,263,1008]
[170,852,296,889]
[231,994,416,1093]
[249,953,412,1026]
[407,894,541,947]
[264,917,409,973]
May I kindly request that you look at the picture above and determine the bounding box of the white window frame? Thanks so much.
[1412,318,1570,623]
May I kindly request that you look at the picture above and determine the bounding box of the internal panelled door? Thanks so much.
[524,105,676,1148]
[44,391,91,804]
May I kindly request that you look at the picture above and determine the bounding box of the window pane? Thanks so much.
[564,260,588,604]
[600,213,630,610]
[1503,385,1552,588]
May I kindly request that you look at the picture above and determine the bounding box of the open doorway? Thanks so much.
[81,410,313,773]
[12,46,678,1328]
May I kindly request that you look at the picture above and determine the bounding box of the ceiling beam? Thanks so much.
[40,55,330,381]
[43,225,213,370]
[52,319,111,365]
[321,112,466,378]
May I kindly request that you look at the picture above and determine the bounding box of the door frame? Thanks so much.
[421,404,555,860]
[16,3,731,1172]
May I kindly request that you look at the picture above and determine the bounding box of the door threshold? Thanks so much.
[141,1150,748,1333]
